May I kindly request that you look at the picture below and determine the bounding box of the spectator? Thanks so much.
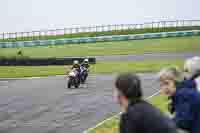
[184,56,200,91]
[158,67,200,133]
[114,73,177,133]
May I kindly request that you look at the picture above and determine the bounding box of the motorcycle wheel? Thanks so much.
[67,78,72,88]
[83,74,88,83]
[75,78,80,88]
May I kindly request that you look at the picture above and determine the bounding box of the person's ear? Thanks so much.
[121,95,129,104]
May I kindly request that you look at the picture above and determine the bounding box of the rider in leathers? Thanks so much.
[71,60,81,83]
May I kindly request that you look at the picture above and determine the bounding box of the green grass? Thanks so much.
[2,26,200,42]
[0,60,184,78]
[89,95,169,133]
[0,36,200,58]
[89,116,120,133]
[148,95,169,114]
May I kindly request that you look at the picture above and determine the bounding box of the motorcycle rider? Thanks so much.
[80,59,90,83]
[71,60,81,83]
[81,59,90,69]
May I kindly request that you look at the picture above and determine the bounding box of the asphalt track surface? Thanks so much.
[0,74,159,133]
[95,52,200,62]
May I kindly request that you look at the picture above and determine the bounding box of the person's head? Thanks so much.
[184,56,200,79]
[114,73,142,111]
[73,60,79,65]
[158,67,184,97]
[84,58,89,63]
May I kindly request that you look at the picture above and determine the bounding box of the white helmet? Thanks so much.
[84,58,89,62]
[184,56,200,76]
[73,60,79,64]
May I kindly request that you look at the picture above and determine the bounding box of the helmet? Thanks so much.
[184,56,200,77]
[84,59,89,63]
[73,60,79,64]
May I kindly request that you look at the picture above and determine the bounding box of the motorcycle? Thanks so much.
[67,68,80,88]
[80,66,88,84]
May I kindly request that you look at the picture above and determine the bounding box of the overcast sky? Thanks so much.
[0,0,199,32]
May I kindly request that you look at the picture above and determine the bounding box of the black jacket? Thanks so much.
[171,87,200,133]
[120,100,177,133]
[169,80,197,114]
[71,64,81,73]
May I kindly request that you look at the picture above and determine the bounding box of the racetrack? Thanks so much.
[96,52,200,62]
[0,52,199,133]
[0,74,159,133]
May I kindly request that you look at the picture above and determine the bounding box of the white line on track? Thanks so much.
[0,81,9,83]
[0,75,66,80]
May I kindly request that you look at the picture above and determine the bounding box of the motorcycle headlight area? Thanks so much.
[69,72,76,77]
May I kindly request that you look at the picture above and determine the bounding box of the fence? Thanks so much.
[0,20,200,40]
[0,30,200,48]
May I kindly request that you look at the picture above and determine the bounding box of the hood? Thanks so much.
[177,79,196,90]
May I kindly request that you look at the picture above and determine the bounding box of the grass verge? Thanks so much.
[88,95,169,133]
[0,60,183,78]
[0,36,200,58]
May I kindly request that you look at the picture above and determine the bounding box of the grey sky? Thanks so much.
[0,0,199,32]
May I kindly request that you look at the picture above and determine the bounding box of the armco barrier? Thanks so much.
[0,30,200,48]
[0,57,96,66]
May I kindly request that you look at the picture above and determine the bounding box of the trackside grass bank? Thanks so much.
[0,60,183,78]
[0,36,200,58]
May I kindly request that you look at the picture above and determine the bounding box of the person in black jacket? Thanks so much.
[114,73,177,133]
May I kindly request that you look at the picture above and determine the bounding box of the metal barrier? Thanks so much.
[0,30,200,48]
[0,20,200,41]
[0,57,96,66]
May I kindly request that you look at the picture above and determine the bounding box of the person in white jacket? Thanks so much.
[184,56,200,91]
